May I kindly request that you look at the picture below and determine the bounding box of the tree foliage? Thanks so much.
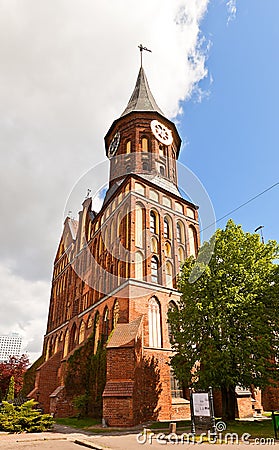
[6,376,15,401]
[168,220,279,419]
[0,399,54,433]
[65,335,106,418]
[21,355,44,398]
[0,355,29,401]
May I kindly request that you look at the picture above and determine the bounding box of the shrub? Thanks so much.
[0,399,54,433]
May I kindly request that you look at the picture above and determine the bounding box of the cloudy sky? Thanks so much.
[0,0,278,363]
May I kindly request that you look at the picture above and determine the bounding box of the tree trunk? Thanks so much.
[221,385,236,421]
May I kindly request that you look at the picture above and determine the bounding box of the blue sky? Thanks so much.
[0,1,278,360]
[182,1,279,243]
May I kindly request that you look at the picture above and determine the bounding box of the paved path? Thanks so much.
[1,424,279,449]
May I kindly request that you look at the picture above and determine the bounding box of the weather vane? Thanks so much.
[138,44,152,67]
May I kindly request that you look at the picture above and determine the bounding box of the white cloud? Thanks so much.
[0,0,210,362]
[226,0,237,24]
[0,264,50,362]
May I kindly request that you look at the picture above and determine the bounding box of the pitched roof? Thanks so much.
[68,219,78,240]
[107,316,143,348]
[121,67,164,117]
[103,380,134,397]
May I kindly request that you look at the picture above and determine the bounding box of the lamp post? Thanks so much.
[254,225,264,244]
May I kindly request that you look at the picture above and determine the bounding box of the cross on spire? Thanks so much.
[138,44,152,67]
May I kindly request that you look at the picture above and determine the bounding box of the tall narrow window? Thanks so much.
[125,208,129,249]
[165,242,171,257]
[135,251,144,280]
[141,137,149,151]
[168,301,177,343]
[148,297,162,348]
[151,256,159,283]
[69,323,77,352]
[177,223,182,243]
[103,308,109,342]
[189,226,197,257]
[113,300,120,328]
[166,262,173,288]
[78,321,85,344]
[150,211,156,234]
[135,204,144,248]
[164,218,170,239]
[126,253,129,278]
[63,330,69,358]
[93,312,100,354]
[178,246,185,270]
[126,140,131,154]
[151,237,158,254]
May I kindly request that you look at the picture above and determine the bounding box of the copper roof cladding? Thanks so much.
[121,67,164,117]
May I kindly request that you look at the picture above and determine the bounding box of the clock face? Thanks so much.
[108,132,120,158]
[151,120,173,146]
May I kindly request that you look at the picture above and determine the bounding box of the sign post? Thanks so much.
[190,386,216,440]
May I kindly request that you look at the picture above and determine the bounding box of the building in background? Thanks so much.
[0,333,22,362]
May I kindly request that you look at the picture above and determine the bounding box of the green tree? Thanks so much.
[0,355,29,401]
[168,219,279,420]
[6,375,15,401]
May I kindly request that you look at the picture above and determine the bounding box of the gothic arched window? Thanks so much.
[126,140,131,154]
[135,204,144,248]
[63,330,69,358]
[69,323,77,353]
[135,251,144,280]
[150,211,157,234]
[141,137,149,151]
[93,312,100,353]
[178,246,185,270]
[103,308,109,342]
[189,226,198,257]
[166,262,173,288]
[168,301,178,343]
[113,300,120,329]
[151,236,158,254]
[148,297,162,348]
[78,321,85,344]
[164,217,170,239]
[177,222,182,243]
[164,241,171,258]
[151,256,159,284]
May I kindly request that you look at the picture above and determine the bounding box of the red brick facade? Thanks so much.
[29,66,272,425]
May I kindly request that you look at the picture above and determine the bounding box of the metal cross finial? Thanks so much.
[86,189,91,198]
[138,44,152,67]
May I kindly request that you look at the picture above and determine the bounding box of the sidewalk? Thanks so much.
[0,424,104,449]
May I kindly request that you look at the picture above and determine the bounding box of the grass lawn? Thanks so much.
[55,417,101,429]
[225,419,274,439]
[153,419,274,439]
[55,416,275,440]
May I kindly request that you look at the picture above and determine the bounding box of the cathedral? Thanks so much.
[29,57,264,426]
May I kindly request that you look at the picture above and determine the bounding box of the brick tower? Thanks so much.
[29,61,200,426]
